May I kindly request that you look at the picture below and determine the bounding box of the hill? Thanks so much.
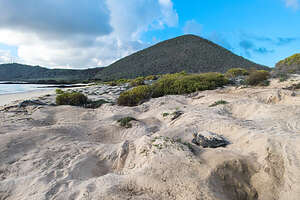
[0,63,102,83]
[275,53,300,74]
[95,34,269,81]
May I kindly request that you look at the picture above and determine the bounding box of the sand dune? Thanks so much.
[1,77,300,199]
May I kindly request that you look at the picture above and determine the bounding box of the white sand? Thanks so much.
[1,77,300,200]
[0,89,55,106]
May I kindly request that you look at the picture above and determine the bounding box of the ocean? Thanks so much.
[0,83,53,95]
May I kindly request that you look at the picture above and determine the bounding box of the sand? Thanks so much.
[0,89,55,106]
[0,77,300,200]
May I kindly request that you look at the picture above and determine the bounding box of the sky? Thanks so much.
[0,0,299,69]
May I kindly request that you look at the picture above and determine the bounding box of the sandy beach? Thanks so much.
[0,89,55,107]
[0,77,300,200]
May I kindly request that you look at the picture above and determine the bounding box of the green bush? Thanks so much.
[105,81,117,86]
[117,85,153,106]
[56,92,88,106]
[117,72,229,106]
[246,70,270,86]
[209,100,228,107]
[277,72,290,82]
[130,77,145,87]
[55,88,64,94]
[162,112,169,117]
[225,68,249,79]
[105,79,130,86]
[118,117,137,128]
[152,72,229,98]
[145,75,158,81]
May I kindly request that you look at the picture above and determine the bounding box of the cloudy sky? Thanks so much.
[0,0,299,68]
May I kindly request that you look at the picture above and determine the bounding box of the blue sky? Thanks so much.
[0,0,299,68]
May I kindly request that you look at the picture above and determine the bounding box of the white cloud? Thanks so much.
[183,20,202,36]
[284,0,299,10]
[0,0,178,68]
[0,50,12,64]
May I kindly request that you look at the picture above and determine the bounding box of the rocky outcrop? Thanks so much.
[192,131,230,148]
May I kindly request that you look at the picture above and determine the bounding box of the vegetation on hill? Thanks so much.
[96,34,269,81]
[278,54,300,66]
[130,77,145,87]
[275,53,300,74]
[0,63,102,83]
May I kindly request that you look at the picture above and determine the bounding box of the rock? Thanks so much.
[171,111,184,121]
[18,100,47,108]
[229,76,247,86]
[192,131,230,148]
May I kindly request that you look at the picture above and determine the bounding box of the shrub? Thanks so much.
[225,68,249,79]
[278,73,289,82]
[285,83,300,90]
[246,70,270,86]
[105,81,117,86]
[151,72,229,98]
[104,79,130,86]
[162,112,169,117]
[55,89,64,94]
[118,117,137,128]
[117,72,229,106]
[145,75,158,81]
[115,79,130,85]
[130,77,145,87]
[117,85,153,106]
[209,100,228,107]
[56,92,88,106]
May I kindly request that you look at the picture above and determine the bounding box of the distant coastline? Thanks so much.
[0,81,89,88]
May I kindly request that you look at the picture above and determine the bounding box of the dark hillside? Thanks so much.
[96,34,269,80]
[0,63,102,82]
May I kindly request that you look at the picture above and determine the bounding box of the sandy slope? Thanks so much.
[0,77,300,200]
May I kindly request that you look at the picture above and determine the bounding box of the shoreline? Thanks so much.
[0,89,55,106]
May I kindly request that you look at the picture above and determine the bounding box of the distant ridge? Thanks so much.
[0,63,102,83]
[96,34,269,80]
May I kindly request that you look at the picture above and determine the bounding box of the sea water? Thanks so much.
[0,82,53,95]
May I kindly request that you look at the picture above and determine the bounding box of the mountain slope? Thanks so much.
[275,53,300,74]
[96,34,269,81]
[0,63,102,82]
